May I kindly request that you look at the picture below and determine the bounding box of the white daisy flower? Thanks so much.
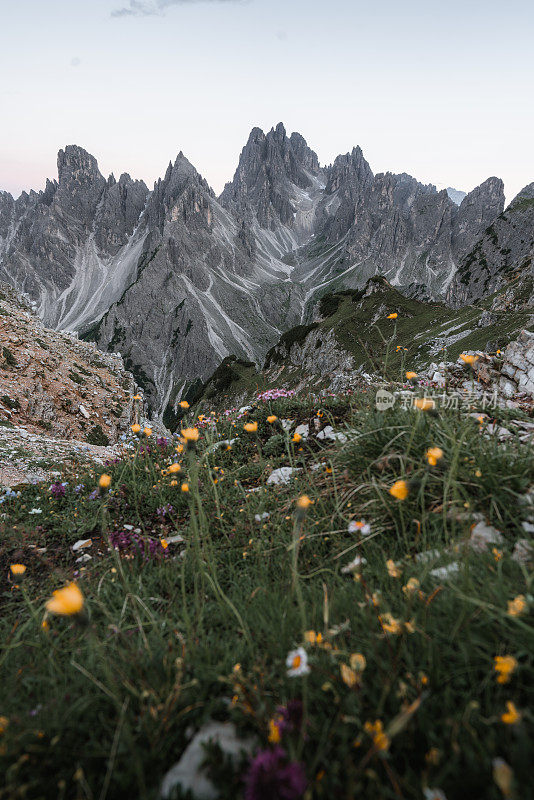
[341,555,367,574]
[286,647,310,677]
[348,519,371,535]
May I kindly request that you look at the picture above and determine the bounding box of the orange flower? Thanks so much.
[364,719,390,751]
[426,447,443,466]
[340,663,359,688]
[168,463,182,474]
[267,415,277,423]
[243,422,258,433]
[131,423,141,434]
[387,313,398,319]
[494,655,517,684]
[143,427,152,437]
[45,582,84,616]
[389,480,409,500]
[181,483,190,493]
[296,495,313,511]
[99,474,112,489]
[181,427,200,442]
[179,400,190,409]
[460,353,479,366]
[10,563,26,577]
[501,701,521,725]
[413,397,435,411]
[405,371,418,380]
[507,595,527,617]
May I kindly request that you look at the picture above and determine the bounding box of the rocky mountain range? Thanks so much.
[1,123,533,422]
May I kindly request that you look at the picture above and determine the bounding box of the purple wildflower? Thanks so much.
[244,747,306,800]
[275,700,303,735]
[109,530,169,561]
[88,489,99,501]
[157,437,168,448]
[50,482,66,499]
[75,484,85,493]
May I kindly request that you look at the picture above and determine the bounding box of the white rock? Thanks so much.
[79,404,90,419]
[159,721,256,800]
[75,553,92,564]
[164,534,185,544]
[266,466,301,485]
[294,423,309,439]
[414,548,442,563]
[511,539,533,565]
[254,512,270,522]
[469,521,504,553]
[430,562,460,580]
[72,538,93,552]
[317,425,348,443]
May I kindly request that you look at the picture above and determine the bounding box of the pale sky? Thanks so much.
[0,0,533,203]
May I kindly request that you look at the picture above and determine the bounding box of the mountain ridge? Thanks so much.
[1,125,533,421]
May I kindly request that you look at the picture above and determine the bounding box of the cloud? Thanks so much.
[111,0,244,17]
[70,57,81,67]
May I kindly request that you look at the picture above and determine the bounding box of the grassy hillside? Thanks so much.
[192,276,533,414]
[1,387,533,799]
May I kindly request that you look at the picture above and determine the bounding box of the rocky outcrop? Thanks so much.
[449,183,534,306]
[499,329,534,398]
[0,282,135,443]
[220,122,324,234]
[0,146,149,330]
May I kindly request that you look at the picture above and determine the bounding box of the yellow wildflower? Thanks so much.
[501,701,521,725]
[386,559,402,578]
[387,313,398,319]
[460,353,479,366]
[131,423,141,434]
[340,663,359,688]
[296,494,313,511]
[292,432,302,443]
[406,371,418,380]
[10,563,26,577]
[507,595,527,617]
[181,427,200,442]
[413,396,435,411]
[304,630,323,645]
[402,577,420,596]
[143,427,152,437]
[267,415,277,423]
[364,719,390,751]
[45,582,84,617]
[179,400,190,409]
[268,718,282,743]
[494,655,517,684]
[181,483,189,493]
[426,446,444,466]
[168,463,182,474]
[379,613,403,635]
[350,653,366,673]
[389,479,409,500]
[99,474,111,489]
[243,421,258,433]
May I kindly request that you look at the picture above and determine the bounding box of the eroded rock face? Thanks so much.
[499,330,534,398]
[0,125,532,419]
[450,183,534,306]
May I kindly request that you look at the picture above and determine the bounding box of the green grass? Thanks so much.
[0,392,533,800]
